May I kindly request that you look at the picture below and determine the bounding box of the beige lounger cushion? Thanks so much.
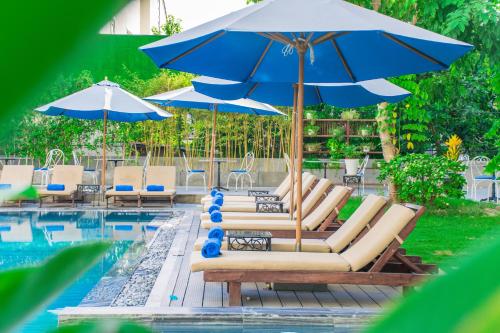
[193,237,330,253]
[191,251,350,272]
[201,219,299,230]
[283,174,315,211]
[325,194,388,252]
[201,212,290,223]
[340,204,415,272]
[0,165,34,188]
[293,178,332,218]
[106,166,143,197]
[39,165,84,196]
[140,166,176,196]
[303,186,350,231]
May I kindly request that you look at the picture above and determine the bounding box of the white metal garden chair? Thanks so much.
[470,156,493,200]
[226,152,255,190]
[357,155,370,195]
[72,151,98,185]
[35,149,65,186]
[182,152,206,191]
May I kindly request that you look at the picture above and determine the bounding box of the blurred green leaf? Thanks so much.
[0,185,38,202]
[54,320,152,333]
[0,243,111,333]
[0,0,128,124]
[366,235,500,333]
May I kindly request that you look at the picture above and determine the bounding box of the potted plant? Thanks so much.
[359,124,373,137]
[304,110,317,121]
[342,144,362,175]
[340,109,360,120]
[304,142,322,152]
[360,141,373,153]
[304,124,320,136]
[329,125,345,140]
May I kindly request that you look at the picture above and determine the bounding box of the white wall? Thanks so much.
[101,0,165,35]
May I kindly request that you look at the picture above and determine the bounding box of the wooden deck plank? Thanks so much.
[341,284,379,308]
[276,290,302,308]
[295,291,321,308]
[257,282,282,308]
[313,291,342,308]
[182,271,205,307]
[328,285,359,308]
[222,282,229,307]
[376,285,401,299]
[241,283,262,307]
[202,281,223,307]
[358,285,390,307]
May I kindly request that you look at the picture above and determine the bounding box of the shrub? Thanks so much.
[378,154,466,204]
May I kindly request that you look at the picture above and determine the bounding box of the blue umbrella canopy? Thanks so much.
[140,0,472,83]
[36,80,172,122]
[192,76,411,107]
[144,86,284,116]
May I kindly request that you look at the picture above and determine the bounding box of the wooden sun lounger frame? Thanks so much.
[203,204,436,306]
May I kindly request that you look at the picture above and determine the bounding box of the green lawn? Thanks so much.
[339,197,500,264]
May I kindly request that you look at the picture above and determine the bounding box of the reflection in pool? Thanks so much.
[0,211,164,333]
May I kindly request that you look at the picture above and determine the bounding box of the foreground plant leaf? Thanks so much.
[0,186,38,202]
[54,320,152,333]
[366,235,500,333]
[0,243,111,333]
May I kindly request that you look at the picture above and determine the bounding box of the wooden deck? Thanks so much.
[160,211,402,309]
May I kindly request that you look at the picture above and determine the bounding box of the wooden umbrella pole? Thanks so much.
[289,85,298,220]
[208,105,218,190]
[101,111,108,192]
[295,45,306,252]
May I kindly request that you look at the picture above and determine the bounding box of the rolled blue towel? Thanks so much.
[212,196,224,206]
[210,211,223,223]
[146,185,165,192]
[47,184,65,191]
[215,192,224,198]
[208,204,221,214]
[210,189,219,197]
[201,238,222,258]
[208,226,225,241]
[0,184,12,190]
[115,185,133,191]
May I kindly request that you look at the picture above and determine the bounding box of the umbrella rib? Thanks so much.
[311,32,336,46]
[330,39,356,82]
[245,82,260,99]
[382,32,448,68]
[257,32,287,45]
[314,86,324,104]
[247,40,274,80]
[159,31,226,68]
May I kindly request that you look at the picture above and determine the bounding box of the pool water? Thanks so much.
[0,211,161,333]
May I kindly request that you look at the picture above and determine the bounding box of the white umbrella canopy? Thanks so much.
[36,80,172,189]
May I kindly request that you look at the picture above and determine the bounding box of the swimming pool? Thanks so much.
[0,211,162,333]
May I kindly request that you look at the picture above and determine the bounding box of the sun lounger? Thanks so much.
[105,166,143,208]
[201,173,318,215]
[200,173,294,204]
[139,166,176,207]
[38,165,84,207]
[192,203,435,306]
[194,194,387,252]
[0,165,34,207]
[201,186,354,238]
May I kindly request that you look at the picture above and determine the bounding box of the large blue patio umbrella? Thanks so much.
[144,86,284,189]
[192,76,411,107]
[36,79,172,189]
[192,75,411,218]
[140,0,472,250]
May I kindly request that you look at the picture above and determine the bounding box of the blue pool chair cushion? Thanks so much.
[231,169,246,173]
[35,167,48,171]
[210,211,223,223]
[208,204,221,214]
[146,185,165,192]
[114,225,133,231]
[202,238,222,258]
[475,175,495,180]
[212,196,224,206]
[0,225,12,232]
[115,185,134,191]
[47,184,65,191]
[46,225,64,232]
[208,226,225,241]
[191,169,205,173]
[0,184,12,190]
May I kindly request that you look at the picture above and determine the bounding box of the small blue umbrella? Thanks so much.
[192,76,411,107]
[144,86,284,189]
[36,79,172,188]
